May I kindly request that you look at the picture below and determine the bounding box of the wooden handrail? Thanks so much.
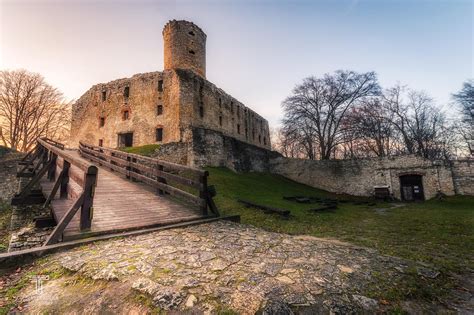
[13,137,98,244]
[38,138,97,175]
[79,142,214,214]
[79,142,207,176]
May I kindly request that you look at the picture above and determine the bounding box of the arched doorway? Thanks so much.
[399,174,424,201]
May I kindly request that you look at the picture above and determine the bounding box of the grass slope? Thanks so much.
[207,167,474,273]
[120,144,160,157]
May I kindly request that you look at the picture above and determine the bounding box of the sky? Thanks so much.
[0,0,472,128]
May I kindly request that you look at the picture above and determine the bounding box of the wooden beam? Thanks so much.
[43,169,66,207]
[43,194,84,246]
[237,199,291,217]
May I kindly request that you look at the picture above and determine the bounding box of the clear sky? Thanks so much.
[1,0,472,128]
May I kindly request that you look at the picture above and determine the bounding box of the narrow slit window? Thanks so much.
[219,116,222,126]
[158,80,163,92]
[189,50,195,55]
[156,128,163,142]
[99,139,103,147]
[99,117,105,127]
[157,105,163,115]
[259,135,261,144]
[101,91,106,102]
[263,137,267,145]
[237,124,241,134]
[124,86,130,98]
[199,105,204,118]
[122,110,129,120]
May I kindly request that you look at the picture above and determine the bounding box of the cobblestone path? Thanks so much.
[19,221,451,314]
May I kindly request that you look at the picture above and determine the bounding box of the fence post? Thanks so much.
[80,165,98,230]
[60,161,70,198]
[47,153,57,181]
[157,164,165,195]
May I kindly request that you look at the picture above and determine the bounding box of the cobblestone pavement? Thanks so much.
[19,221,456,314]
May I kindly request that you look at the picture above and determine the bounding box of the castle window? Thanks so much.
[219,116,222,126]
[158,80,163,92]
[199,105,204,118]
[124,86,130,98]
[99,139,103,147]
[122,110,130,120]
[237,124,241,134]
[245,128,248,138]
[189,50,195,55]
[157,105,163,115]
[101,91,106,102]
[258,135,261,144]
[189,31,195,36]
[263,137,267,145]
[99,117,105,127]
[156,128,163,142]
[219,98,222,108]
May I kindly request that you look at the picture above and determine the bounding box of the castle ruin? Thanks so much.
[70,20,271,169]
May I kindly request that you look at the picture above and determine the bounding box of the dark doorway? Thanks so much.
[118,132,133,147]
[400,175,424,201]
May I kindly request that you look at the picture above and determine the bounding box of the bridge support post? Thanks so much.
[47,153,57,181]
[80,167,98,231]
[60,161,70,198]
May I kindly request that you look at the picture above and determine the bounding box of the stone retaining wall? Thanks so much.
[270,155,473,200]
[0,154,22,202]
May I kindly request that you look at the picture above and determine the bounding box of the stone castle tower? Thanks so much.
[70,19,271,170]
[163,20,206,78]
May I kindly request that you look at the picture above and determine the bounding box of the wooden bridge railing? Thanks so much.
[79,142,219,216]
[13,138,98,245]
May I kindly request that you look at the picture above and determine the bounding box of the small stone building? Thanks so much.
[70,20,271,167]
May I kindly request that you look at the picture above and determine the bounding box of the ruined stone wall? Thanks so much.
[189,127,279,172]
[451,159,474,195]
[176,69,271,150]
[70,71,182,148]
[270,155,466,200]
[0,154,22,202]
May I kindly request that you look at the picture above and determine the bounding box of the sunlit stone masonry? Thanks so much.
[70,20,272,170]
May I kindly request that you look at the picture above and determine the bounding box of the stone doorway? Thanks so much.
[400,174,424,201]
[118,132,133,147]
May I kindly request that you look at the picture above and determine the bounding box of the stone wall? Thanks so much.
[270,155,472,200]
[451,159,474,195]
[0,154,22,202]
[177,70,271,150]
[149,127,278,172]
[189,127,279,172]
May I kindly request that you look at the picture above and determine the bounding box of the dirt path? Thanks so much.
[3,221,472,314]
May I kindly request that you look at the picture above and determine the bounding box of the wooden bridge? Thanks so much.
[11,138,220,246]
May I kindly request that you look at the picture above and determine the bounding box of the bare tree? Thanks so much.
[0,70,71,152]
[452,80,473,155]
[281,70,380,160]
[382,85,449,159]
[345,98,394,157]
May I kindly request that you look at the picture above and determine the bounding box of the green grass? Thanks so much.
[121,144,160,156]
[0,202,12,253]
[207,167,474,274]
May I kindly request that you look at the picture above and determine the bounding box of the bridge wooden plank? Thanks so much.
[39,150,204,240]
